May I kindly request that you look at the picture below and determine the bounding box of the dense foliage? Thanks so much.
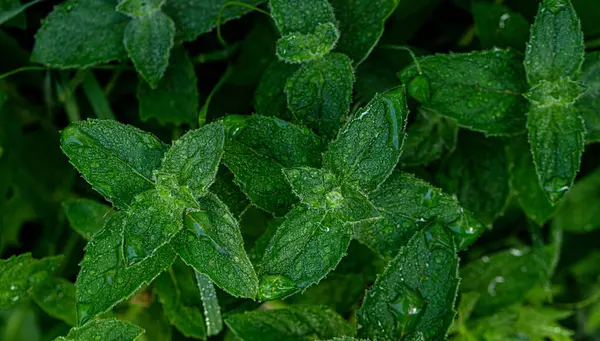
[1,0,600,340]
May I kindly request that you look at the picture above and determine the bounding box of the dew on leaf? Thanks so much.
[390,286,425,336]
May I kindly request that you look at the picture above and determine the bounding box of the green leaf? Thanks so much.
[156,122,224,198]
[282,167,339,209]
[225,305,354,341]
[31,278,77,326]
[552,167,600,233]
[82,72,116,120]
[255,61,298,119]
[210,165,250,218]
[222,115,324,216]
[269,0,336,36]
[358,222,459,340]
[0,0,41,27]
[62,198,113,241]
[436,131,510,225]
[0,253,62,310]
[76,213,176,325]
[507,137,556,226]
[330,0,400,64]
[163,0,264,42]
[155,259,207,340]
[124,11,175,88]
[471,1,530,51]
[60,119,168,209]
[399,109,458,167]
[32,0,129,68]
[276,22,339,64]
[195,272,223,336]
[138,47,199,125]
[577,51,600,143]
[399,49,528,136]
[355,171,485,258]
[54,318,144,341]
[285,53,355,138]
[117,0,165,18]
[323,86,409,193]
[321,338,366,341]
[524,0,584,84]
[172,193,258,298]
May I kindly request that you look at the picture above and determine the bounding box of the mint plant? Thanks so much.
[2,0,600,340]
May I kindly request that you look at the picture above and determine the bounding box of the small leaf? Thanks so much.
[62,198,113,241]
[358,222,459,340]
[399,49,528,136]
[577,51,600,144]
[330,0,400,64]
[172,193,258,298]
[54,318,144,341]
[471,1,530,50]
[276,22,339,63]
[117,0,165,18]
[138,47,199,125]
[0,253,62,310]
[76,213,176,325]
[31,278,77,326]
[283,167,339,209]
[269,0,336,36]
[225,305,354,341]
[82,72,116,120]
[552,167,600,233]
[254,61,298,119]
[124,11,175,88]
[60,119,168,209]
[32,0,129,68]
[285,53,355,138]
[323,86,409,193]
[196,272,223,336]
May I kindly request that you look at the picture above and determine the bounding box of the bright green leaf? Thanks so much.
[577,51,600,143]
[62,198,113,241]
[54,318,144,341]
[196,272,223,336]
[269,0,335,36]
[254,61,298,119]
[276,22,339,64]
[31,278,77,326]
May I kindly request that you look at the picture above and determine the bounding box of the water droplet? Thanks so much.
[447,213,483,249]
[11,295,19,302]
[487,276,505,296]
[381,91,403,150]
[9,285,17,290]
[258,274,297,301]
[78,303,93,325]
[509,248,525,257]
[390,286,425,335]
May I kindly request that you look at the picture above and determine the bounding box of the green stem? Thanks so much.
[216,1,270,46]
[380,45,423,74]
[195,272,223,336]
[198,64,234,126]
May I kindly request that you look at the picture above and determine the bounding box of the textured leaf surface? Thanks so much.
[0,253,62,310]
[323,86,409,193]
[276,22,339,63]
[399,49,528,136]
[222,115,323,216]
[355,171,485,258]
[138,47,199,125]
[209,165,250,218]
[225,305,354,341]
[62,198,113,241]
[283,167,339,209]
[172,193,258,298]
[117,0,165,17]
[124,11,175,88]
[157,122,224,198]
[31,278,77,326]
[32,0,128,68]
[577,51,600,143]
[60,119,168,209]
[270,0,335,36]
[330,0,400,64]
[255,61,298,119]
[54,319,144,341]
[196,272,222,336]
[553,167,600,233]
[358,222,459,340]
[285,53,355,138]
[155,259,207,339]
[472,1,530,50]
[76,213,176,325]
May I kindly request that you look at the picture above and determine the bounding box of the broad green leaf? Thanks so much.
[399,49,528,136]
[285,53,355,138]
[76,213,176,325]
[54,318,144,341]
[225,305,354,341]
[276,22,339,63]
[172,193,258,298]
[156,122,224,198]
[399,109,458,167]
[330,0,400,64]
[62,198,113,241]
[0,253,62,310]
[195,272,223,336]
[355,171,485,258]
[117,0,165,17]
[82,72,116,120]
[358,222,459,340]
[155,259,207,340]
[255,61,298,119]
[138,47,199,125]
[436,131,510,225]
[60,119,168,209]
[460,247,550,316]
[524,0,584,84]
[163,0,264,42]
[471,2,530,51]
[31,278,77,326]
[552,167,600,232]
[124,11,175,88]
[577,51,600,143]
[323,86,409,193]
[269,0,335,36]
[210,165,250,218]
[507,137,556,226]
[222,115,324,216]
[32,0,128,68]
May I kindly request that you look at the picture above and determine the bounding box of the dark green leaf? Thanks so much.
[117,0,165,18]
[31,278,77,326]
[254,61,298,120]
[552,167,600,232]
[209,165,250,218]
[276,22,339,64]
[269,0,335,36]
[82,72,116,120]
[0,0,28,28]
[282,167,339,209]
[54,318,144,341]
[577,51,600,144]
[62,198,113,241]
[472,2,530,50]
[196,272,223,336]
